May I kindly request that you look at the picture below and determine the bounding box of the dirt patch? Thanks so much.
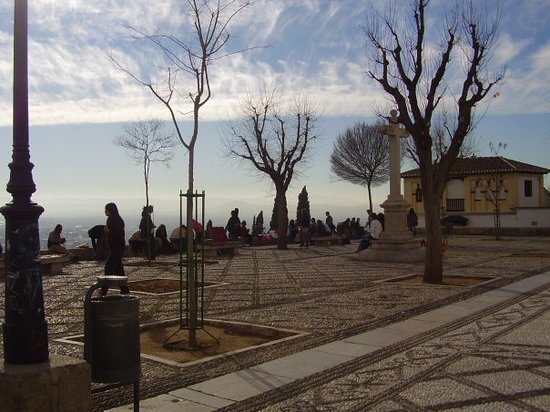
[383,274,496,287]
[140,323,278,364]
[61,319,302,366]
[509,252,550,258]
[128,278,216,294]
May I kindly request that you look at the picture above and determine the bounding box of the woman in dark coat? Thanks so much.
[102,202,129,294]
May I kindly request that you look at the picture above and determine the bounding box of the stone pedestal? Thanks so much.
[0,354,91,412]
[356,195,425,263]
[355,109,424,263]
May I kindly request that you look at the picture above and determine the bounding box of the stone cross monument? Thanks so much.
[356,110,424,262]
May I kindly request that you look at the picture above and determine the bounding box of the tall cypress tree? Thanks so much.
[296,186,311,223]
[253,210,264,235]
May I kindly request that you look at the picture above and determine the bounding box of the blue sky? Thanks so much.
[0,0,549,232]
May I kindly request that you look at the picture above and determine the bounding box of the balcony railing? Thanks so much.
[446,198,465,212]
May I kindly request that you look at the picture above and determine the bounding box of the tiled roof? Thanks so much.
[401,157,550,178]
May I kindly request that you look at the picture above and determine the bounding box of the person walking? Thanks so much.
[325,211,336,233]
[102,202,129,294]
[407,208,419,236]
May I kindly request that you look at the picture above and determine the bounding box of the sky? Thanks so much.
[0,0,549,234]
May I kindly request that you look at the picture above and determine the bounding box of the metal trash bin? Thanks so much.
[84,277,141,384]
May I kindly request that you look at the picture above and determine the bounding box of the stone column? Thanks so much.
[356,110,424,262]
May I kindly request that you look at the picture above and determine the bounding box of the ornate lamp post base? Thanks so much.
[1,202,48,363]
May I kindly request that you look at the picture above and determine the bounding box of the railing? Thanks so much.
[446,198,465,212]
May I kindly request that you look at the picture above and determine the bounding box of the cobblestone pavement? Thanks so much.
[252,284,550,411]
[1,235,549,411]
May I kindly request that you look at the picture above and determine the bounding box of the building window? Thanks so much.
[415,184,423,202]
[524,180,533,197]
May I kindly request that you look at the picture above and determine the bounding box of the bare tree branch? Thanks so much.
[114,119,177,207]
[224,92,317,250]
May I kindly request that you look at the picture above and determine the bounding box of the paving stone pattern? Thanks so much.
[0,235,549,411]
[253,288,550,411]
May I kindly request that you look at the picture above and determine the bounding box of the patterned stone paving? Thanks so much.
[253,288,550,411]
[0,235,549,411]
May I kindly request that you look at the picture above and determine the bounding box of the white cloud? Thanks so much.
[1,0,549,128]
[494,34,531,66]
[491,42,550,114]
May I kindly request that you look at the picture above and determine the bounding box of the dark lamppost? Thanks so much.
[0,0,49,364]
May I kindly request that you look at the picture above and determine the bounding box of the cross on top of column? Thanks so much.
[380,109,409,198]
[381,109,409,138]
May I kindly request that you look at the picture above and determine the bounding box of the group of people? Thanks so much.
[128,211,205,258]
[39,202,422,296]
[337,217,368,239]
[289,210,337,247]
[50,203,128,294]
[355,208,418,252]
[224,208,255,245]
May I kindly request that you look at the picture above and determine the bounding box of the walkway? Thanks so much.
[110,272,550,411]
[1,235,549,411]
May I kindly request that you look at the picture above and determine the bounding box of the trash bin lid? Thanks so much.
[97,275,129,287]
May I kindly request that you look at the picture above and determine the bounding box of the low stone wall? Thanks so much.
[416,227,550,236]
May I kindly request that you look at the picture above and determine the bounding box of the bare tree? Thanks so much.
[330,121,390,212]
[403,112,481,166]
[115,119,176,261]
[225,92,317,250]
[112,0,252,347]
[365,0,503,283]
[486,142,507,240]
[115,119,176,208]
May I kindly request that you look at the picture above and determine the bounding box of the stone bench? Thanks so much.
[311,235,349,247]
[0,253,70,275]
[199,241,243,258]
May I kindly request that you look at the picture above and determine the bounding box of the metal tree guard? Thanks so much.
[164,190,217,350]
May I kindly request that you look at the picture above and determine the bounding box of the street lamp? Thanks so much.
[0,0,49,364]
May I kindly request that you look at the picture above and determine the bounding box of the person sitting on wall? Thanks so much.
[170,225,188,249]
[310,218,319,237]
[317,219,332,237]
[357,213,383,252]
[128,230,145,255]
[47,224,73,258]
[155,224,176,254]
[192,219,204,244]
[239,220,253,246]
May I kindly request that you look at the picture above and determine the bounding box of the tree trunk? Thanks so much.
[422,186,444,284]
[275,188,288,250]
[367,183,373,212]
[186,146,196,347]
